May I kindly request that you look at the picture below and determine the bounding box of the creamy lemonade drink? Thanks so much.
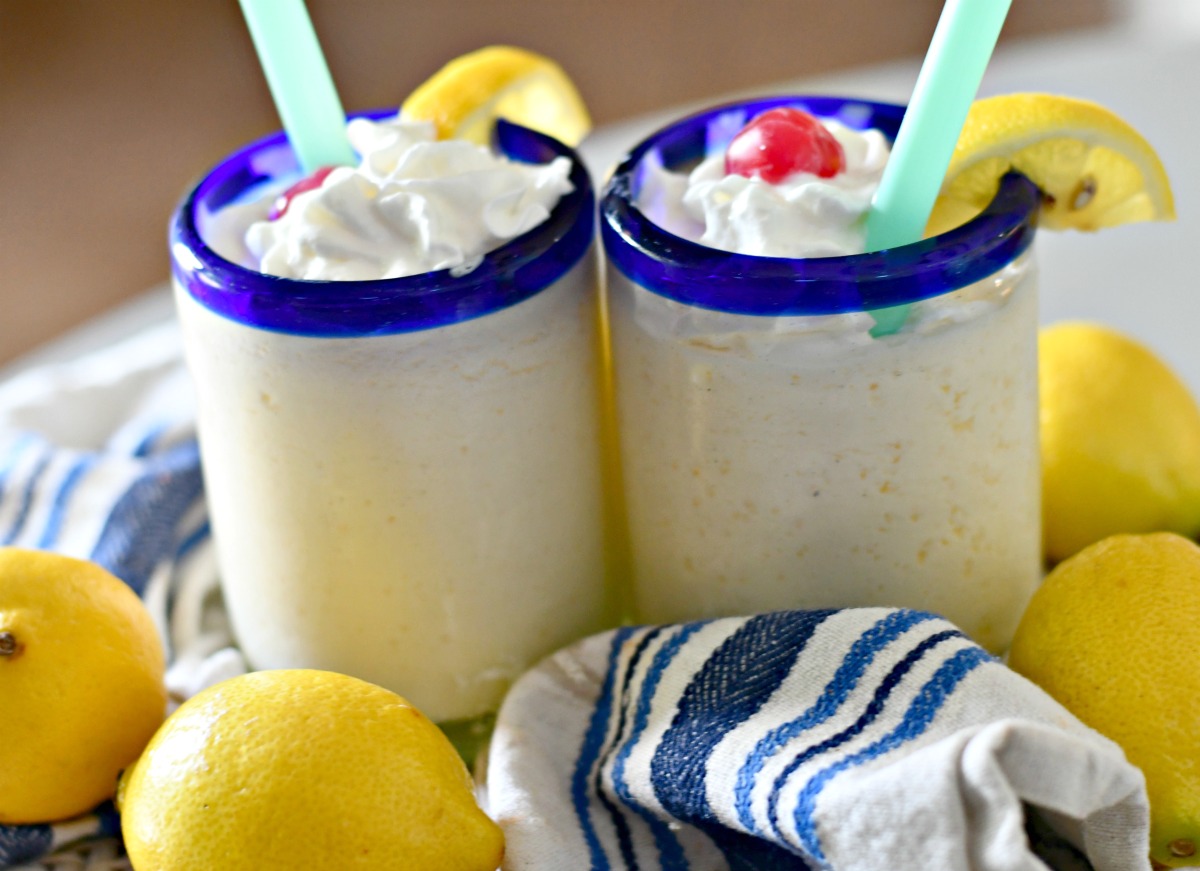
[171,114,611,723]
[602,97,1041,651]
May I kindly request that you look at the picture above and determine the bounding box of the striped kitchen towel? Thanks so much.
[486,609,1152,871]
[0,324,246,870]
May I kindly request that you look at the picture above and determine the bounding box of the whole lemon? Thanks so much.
[1008,532,1200,868]
[0,547,166,823]
[118,669,504,871]
[1040,322,1200,563]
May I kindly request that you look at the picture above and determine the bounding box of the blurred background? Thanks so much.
[0,0,1191,368]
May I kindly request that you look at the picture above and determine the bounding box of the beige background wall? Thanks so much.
[0,0,1111,366]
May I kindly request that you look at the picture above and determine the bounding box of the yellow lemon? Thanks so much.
[0,547,166,823]
[927,93,1175,236]
[1008,532,1200,868]
[118,669,504,871]
[1039,322,1200,563]
[401,45,591,146]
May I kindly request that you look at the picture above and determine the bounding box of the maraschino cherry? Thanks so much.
[269,166,337,220]
[724,108,846,184]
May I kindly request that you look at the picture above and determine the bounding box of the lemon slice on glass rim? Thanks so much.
[401,45,592,147]
[926,93,1176,237]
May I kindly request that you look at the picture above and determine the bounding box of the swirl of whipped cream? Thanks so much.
[237,116,573,281]
[636,119,890,258]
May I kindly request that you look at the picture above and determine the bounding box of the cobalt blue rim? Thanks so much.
[170,112,595,337]
[600,95,1040,317]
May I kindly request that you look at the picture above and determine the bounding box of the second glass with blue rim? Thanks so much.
[602,96,1041,653]
[171,115,614,731]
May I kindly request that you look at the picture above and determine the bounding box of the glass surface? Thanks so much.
[601,95,1039,315]
[173,115,595,336]
[601,96,1042,653]
[171,119,612,723]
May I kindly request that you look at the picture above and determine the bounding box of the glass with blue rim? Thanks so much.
[601,95,1041,653]
[170,114,616,748]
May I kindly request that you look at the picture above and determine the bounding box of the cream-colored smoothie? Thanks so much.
[173,114,610,722]
[606,259,1039,652]
[176,259,607,722]
[604,98,1041,652]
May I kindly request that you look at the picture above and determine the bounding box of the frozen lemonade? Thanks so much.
[604,99,1042,652]
[172,112,610,723]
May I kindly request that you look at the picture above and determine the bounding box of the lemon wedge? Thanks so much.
[927,93,1175,236]
[401,45,591,147]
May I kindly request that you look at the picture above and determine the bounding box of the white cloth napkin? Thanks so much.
[486,611,1152,871]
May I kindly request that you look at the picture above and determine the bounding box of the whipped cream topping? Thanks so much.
[636,120,890,258]
[223,116,573,281]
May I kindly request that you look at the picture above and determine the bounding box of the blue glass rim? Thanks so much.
[600,95,1040,317]
[170,112,595,338]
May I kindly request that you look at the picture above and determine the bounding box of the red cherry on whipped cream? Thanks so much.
[724,108,846,183]
[269,166,337,220]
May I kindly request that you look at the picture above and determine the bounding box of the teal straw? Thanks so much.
[238,0,355,174]
[865,0,1013,337]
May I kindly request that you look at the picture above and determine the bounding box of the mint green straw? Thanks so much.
[865,0,1013,337]
[238,0,355,173]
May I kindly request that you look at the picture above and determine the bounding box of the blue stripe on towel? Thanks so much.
[176,518,210,560]
[90,439,203,596]
[131,424,166,458]
[2,448,51,546]
[95,802,121,838]
[597,625,666,870]
[0,434,35,505]
[735,610,939,832]
[610,623,706,871]
[36,454,98,549]
[0,822,53,867]
[0,802,120,867]
[650,611,834,866]
[723,832,816,871]
[765,628,964,842]
[573,626,635,871]
[791,645,993,861]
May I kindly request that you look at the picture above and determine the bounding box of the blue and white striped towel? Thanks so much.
[486,610,1152,871]
[0,324,246,870]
